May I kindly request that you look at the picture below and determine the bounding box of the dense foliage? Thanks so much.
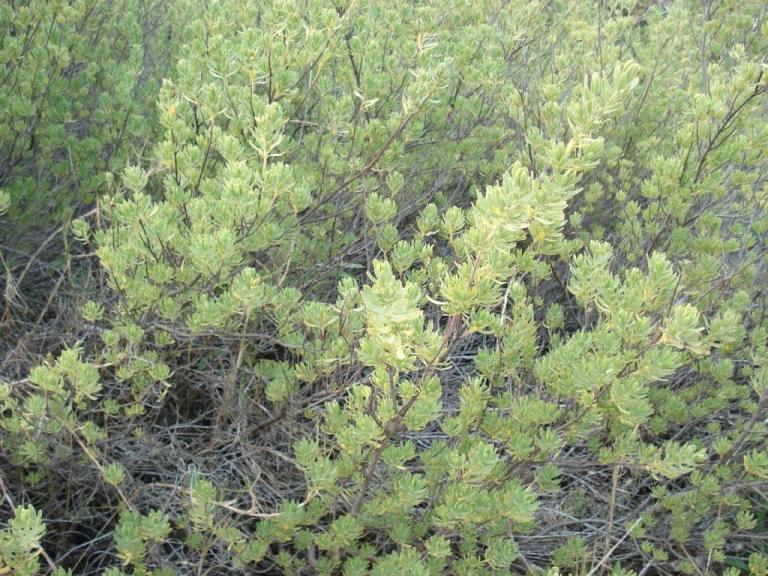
[2,0,768,574]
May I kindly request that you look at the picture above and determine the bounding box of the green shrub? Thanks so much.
[1,0,768,574]
[0,505,47,576]
[0,0,178,233]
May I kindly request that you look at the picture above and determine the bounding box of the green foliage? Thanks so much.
[1,0,768,573]
[0,0,179,237]
[0,505,46,576]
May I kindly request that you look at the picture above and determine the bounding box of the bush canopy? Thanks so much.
[1,1,768,575]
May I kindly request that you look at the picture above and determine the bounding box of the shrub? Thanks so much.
[0,504,47,576]
[0,0,178,230]
[1,0,768,574]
